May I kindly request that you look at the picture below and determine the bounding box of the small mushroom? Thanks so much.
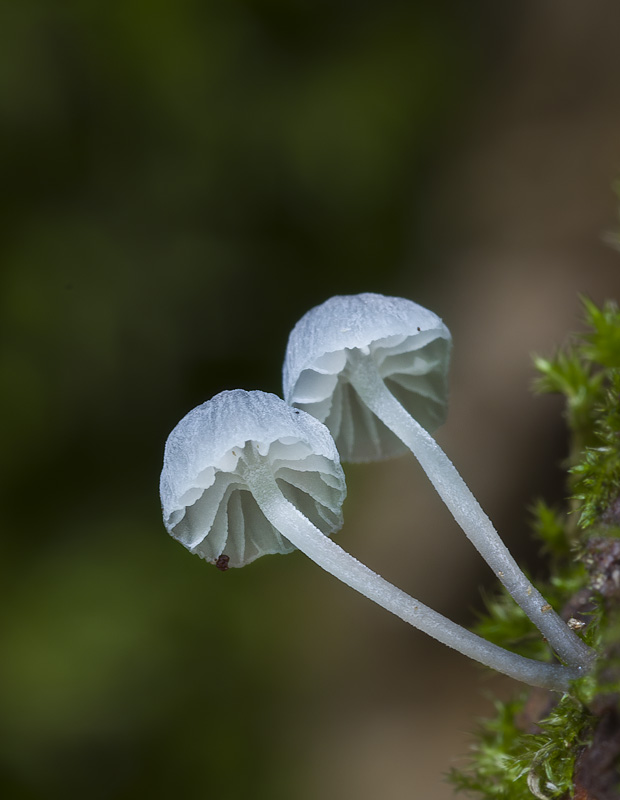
[160,389,346,569]
[283,294,595,671]
[160,389,582,691]
[283,293,452,462]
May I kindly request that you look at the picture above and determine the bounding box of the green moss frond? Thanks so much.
[448,698,529,798]
[571,370,620,528]
[579,297,620,369]
[532,297,620,457]
[532,349,602,444]
[529,500,570,558]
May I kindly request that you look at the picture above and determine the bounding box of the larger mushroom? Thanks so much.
[282,293,595,671]
[160,389,583,691]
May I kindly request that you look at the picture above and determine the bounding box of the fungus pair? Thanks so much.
[160,294,595,692]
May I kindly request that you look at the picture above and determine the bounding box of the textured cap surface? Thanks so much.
[283,293,452,461]
[160,390,347,567]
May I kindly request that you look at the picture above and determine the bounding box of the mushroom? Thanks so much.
[160,388,583,691]
[282,293,595,671]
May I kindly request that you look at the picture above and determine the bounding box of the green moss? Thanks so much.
[529,500,570,559]
[448,298,620,799]
[571,369,620,528]
[449,694,594,799]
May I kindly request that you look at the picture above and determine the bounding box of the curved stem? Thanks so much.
[243,454,582,692]
[346,354,596,671]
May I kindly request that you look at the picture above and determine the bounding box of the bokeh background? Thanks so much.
[2,1,620,798]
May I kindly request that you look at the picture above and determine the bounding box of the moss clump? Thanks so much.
[448,298,620,799]
[448,693,595,799]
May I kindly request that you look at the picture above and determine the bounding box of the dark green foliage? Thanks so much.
[449,299,620,799]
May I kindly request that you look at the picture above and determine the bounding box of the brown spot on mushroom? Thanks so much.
[215,554,230,572]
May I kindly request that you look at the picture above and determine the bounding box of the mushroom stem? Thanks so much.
[241,447,582,692]
[345,352,596,671]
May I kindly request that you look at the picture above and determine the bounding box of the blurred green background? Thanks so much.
[2,1,620,798]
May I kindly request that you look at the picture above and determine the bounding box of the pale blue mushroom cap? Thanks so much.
[160,390,347,568]
[283,293,452,462]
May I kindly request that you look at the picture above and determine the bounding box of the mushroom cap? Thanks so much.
[283,293,452,461]
[160,390,347,568]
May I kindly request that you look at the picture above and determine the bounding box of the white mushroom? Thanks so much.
[160,389,584,691]
[282,293,595,671]
[160,389,346,569]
